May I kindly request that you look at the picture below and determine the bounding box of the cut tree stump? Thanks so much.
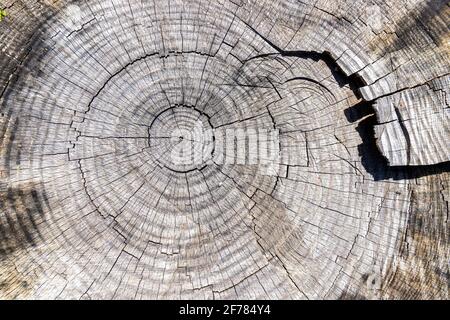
[0,0,448,300]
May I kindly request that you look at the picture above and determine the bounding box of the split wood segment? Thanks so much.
[0,0,448,299]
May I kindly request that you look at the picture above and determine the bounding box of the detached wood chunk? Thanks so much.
[374,75,450,166]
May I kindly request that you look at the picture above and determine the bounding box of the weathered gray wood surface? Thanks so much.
[0,0,448,299]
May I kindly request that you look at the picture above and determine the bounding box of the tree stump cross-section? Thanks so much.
[0,0,448,300]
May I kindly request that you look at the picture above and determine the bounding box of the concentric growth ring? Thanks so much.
[148,106,215,173]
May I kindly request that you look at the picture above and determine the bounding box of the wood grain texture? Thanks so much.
[0,0,448,300]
